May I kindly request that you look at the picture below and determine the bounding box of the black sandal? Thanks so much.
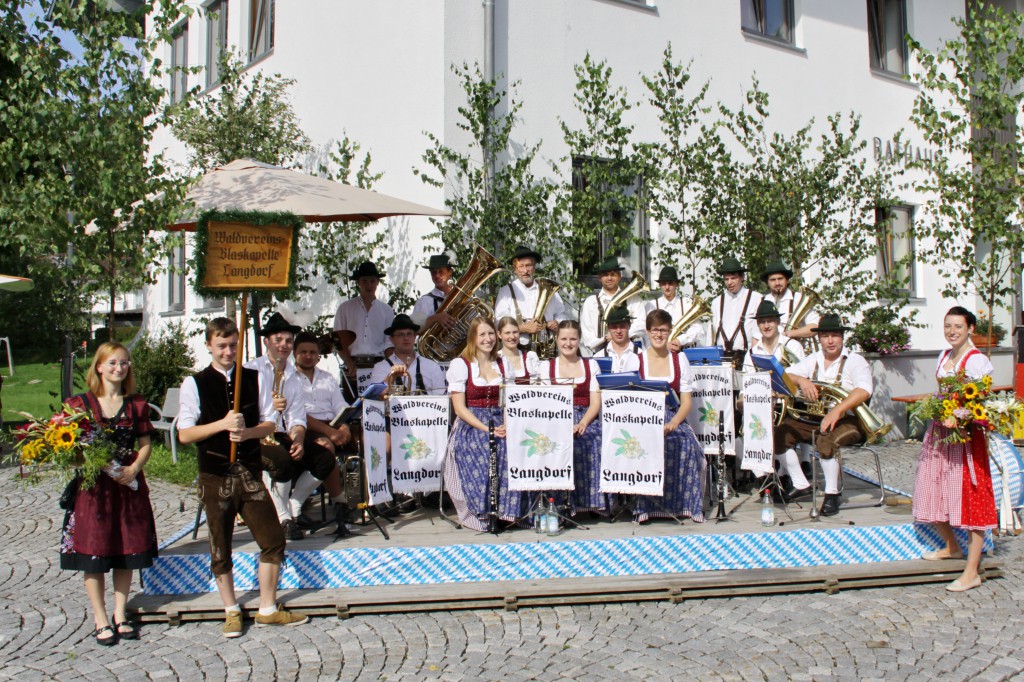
[93,624,117,646]
[114,619,139,640]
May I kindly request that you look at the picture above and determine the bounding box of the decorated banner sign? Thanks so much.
[362,400,392,507]
[741,372,775,476]
[389,396,449,495]
[356,367,374,397]
[599,390,665,496]
[687,365,735,454]
[504,385,574,491]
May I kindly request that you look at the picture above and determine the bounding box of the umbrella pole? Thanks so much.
[230,291,248,464]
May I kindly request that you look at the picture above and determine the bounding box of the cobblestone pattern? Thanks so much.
[2,443,1023,681]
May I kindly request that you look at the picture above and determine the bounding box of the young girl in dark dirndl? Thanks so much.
[444,317,524,530]
[634,309,706,523]
[497,316,540,385]
[913,306,997,592]
[62,342,158,645]
[538,320,604,515]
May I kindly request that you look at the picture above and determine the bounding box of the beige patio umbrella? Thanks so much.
[169,158,449,229]
[0,275,34,292]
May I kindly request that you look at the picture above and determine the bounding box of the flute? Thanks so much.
[487,418,499,534]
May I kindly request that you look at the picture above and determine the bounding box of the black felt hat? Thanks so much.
[753,300,782,320]
[606,305,632,324]
[811,313,850,333]
[760,260,794,282]
[350,261,386,280]
[717,257,747,275]
[384,314,420,336]
[260,312,301,337]
[508,244,542,264]
[656,266,680,283]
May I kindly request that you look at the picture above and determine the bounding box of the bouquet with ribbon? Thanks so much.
[910,371,1023,444]
[8,406,131,490]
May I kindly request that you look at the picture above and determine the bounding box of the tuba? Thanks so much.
[591,270,649,353]
[785,286,821,353]
[526,278,561,358]
[418,244,505,362]
[777,376,893,444]
[668,295,710,345]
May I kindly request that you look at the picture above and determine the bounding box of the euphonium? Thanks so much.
[777,377,893,444]
[526,278,561,358]
[418,244,505,362]
[668,295,710,344]
[591,270,649,353]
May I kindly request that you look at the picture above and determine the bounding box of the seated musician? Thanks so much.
[538,320,604,516]
[369,314,447,395]
[580,256,647,355]
[410,252,457,331]
[443,317,524,530]
[634,309,706,523]
[497,316,540,384]
[760,260,818,341]
[493,245,567,349]
[649,266,705,351]
[710,257,762,370]
[597,305,640,373]
[332,261,395,381]
[742,301,805,373]
[292,331,354,537]
[775,314,873,516]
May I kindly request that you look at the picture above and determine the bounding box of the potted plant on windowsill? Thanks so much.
[848,306,911,355]
[971,313,1006,348]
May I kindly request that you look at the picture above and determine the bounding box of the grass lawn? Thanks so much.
[1,362,84,423]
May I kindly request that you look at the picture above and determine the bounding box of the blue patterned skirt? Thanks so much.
[633,407,706,523]
[443,406,526,531]
[570,404,608,514]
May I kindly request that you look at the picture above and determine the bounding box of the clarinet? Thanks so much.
[715,409,729,521]
[487,418,500,534]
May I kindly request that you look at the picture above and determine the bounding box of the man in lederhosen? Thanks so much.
[710,257,762,370]
[760,260,818,342]
[493,244,567,349]
[333,261,395,396]
[648,265,705,351]
[579,256,646,356]
[410,252,457,332]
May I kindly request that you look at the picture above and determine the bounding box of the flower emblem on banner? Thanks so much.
[698,400,719,427]
[400,435,432,460]
[747,414,768,440]
[611,429,646,459]
[519,430,556,457]
[370,446,383,471]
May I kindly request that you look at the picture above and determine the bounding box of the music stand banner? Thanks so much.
[687,365,736,454]
[389,396,449,495]
[599,390,665,496]
[741,372,775,476]
[362,400,392,506]
[504,385,574,491]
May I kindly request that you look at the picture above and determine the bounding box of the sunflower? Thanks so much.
[972,404,987,421]
[942,399,955,413]
[46,425,77,452]
[20,439,44,463]
[963,383,979,400]
[982,375,993,390]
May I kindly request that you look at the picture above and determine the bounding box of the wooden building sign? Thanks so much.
[202,221,295,290]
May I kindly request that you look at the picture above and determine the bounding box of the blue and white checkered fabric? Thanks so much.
[141,522,993,595]
[989,433,1024,510]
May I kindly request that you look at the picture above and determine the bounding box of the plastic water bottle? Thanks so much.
[761,489,776,527]
[534,503,544,533]
[546,497,559,536]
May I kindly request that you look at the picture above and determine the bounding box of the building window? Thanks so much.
[197,295,225,311]
[867,0,908,75]
[876,204,915,296]
[168,244,186,312]
[741,0,794,44]
[205,0,228,88]
[170,24,188,104]
[571,156,649,289]
[248,0,274,62]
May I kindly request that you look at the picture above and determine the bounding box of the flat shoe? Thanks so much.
[922,550,963,561]
[93,624,117,646]
[114,619,139,640]
[946,576,982,592]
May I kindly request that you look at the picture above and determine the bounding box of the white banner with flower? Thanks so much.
[362,400,392,506]
[740,372,775,476]
[504,385,575,491]
[389,396,449,495]
[599,390,665,496]
[687,365,736,454]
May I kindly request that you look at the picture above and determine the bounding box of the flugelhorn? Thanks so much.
[591,270,649,353]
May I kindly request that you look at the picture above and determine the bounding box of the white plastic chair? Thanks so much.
[149,387,181,463]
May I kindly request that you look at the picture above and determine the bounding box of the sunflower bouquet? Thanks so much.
[910,371,1022,444]
[8,405,122,489]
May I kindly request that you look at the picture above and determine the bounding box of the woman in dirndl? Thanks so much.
[634,309,706,523]
[444,316,525,530]
[62,342,158,644]
[913,306,997,592]
[497,316,540,385]
[538,320,604,515]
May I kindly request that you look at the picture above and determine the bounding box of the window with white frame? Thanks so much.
[867,0,908,75]
[170,24,188,104]
[168,243,186,312]
[248,0,274,62]
[741,0,794,44]
[205,0,228,88]
[876,204,915,296]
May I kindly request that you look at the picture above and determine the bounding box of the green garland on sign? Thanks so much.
[190,209,304,300]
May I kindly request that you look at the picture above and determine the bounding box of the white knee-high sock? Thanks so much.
[820,457,840,494]
[270,479,293,522]
[290,471,322,517]
[781,448,809,488]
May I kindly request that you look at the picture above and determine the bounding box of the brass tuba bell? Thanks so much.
[526,278,561,359]
[668,295,711,345]
[591,270,649,353]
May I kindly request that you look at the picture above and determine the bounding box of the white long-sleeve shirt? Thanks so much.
[710,287,762,352]
[647,295,706,347]
[579,289,647,354]
[244,355,307,433]
[493,279,568,347]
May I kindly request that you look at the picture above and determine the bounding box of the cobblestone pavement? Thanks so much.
[2,443,1024,681]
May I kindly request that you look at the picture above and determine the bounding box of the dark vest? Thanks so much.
[194,365,262,476]
[464,357,506,408]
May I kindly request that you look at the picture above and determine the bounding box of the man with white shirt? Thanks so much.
[776,314,874,516]
[410,253,457,331]
[760,260,818,341]
[333,261,395,382]
[579,256,647,355]
[369,315,448,395]
[648,266,705,351]
[742,301,805,373]
[493,244,567,350]
[596,305,640,373]
[710,257,762,370]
